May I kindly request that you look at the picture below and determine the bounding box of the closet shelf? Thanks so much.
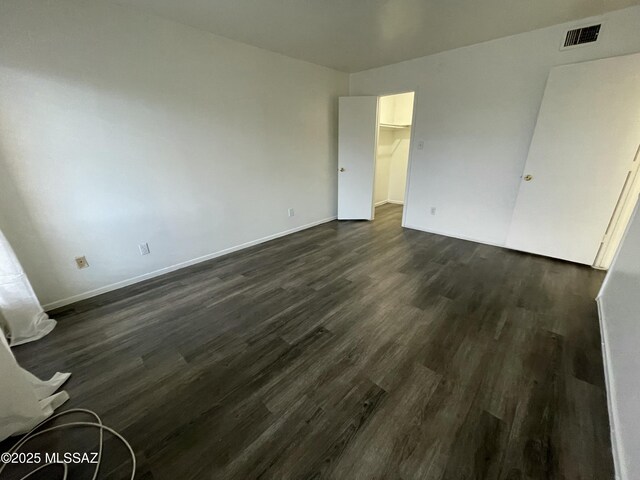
[379,123,410,129]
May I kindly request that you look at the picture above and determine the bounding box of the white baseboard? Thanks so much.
[402,223,504,248]
[596,297,625,480]
[375,200,404,206]
[44,216,337,311]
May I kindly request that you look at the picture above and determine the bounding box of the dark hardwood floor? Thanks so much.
[5,204,613,479]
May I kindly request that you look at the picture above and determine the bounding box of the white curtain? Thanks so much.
[0,333,70,440]
[0,229,56,346]
[0,228,70,440]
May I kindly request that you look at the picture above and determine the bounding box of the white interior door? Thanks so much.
[506,53,640,265]
[338,96,378,220]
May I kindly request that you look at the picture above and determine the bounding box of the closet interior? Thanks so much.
[374,92,414,214]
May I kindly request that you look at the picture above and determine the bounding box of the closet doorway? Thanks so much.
[337,91,416,222]
[373,92,415,222]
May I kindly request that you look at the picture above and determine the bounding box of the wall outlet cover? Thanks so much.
[139,243,151,255]
[75,256,89,269]
[288,208,295,217]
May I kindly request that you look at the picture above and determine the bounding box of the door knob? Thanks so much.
[524,174,533,181]
[339,167,345,172]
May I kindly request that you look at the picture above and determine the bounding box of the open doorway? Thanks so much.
[336,92,416,222]
[373,92,414,223]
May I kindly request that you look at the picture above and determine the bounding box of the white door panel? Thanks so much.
[338,96,378,220]
[506,53,640,265]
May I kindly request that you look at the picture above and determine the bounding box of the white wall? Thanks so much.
[378,93,414,126]
[0,0,348,308]
[597,198,640,480]
[378,96,396,126]
[350,6,640,246]
[391,94,414,127]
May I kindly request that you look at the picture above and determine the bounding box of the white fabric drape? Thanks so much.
[0,228,70,440]
[0,332,70,441]
[0,229,56,346]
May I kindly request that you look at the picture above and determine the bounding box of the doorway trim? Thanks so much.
[371,88,419,228]
[593,143,640,269]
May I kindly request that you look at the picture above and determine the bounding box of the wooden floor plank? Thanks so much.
[3,204,613,480]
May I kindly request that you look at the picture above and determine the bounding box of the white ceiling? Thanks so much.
[111,0,639,72]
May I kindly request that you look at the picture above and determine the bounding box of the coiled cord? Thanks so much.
[0,409,135,480]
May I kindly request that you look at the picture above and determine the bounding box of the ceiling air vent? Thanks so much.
[563,24,601,48]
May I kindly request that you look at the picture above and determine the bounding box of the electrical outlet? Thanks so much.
[138,243,150,255]
[417,140,425,150]
[75,256,89,269]
[288,208,295,217]
[430,207,437,215]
